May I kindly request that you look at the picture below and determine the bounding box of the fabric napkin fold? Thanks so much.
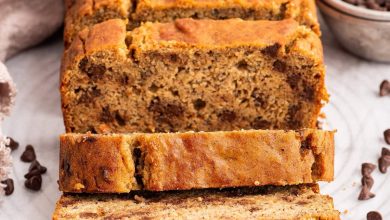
[0,0,64,197]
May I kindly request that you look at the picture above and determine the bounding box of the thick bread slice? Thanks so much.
[61,18,328,134]
[59,129,334,193]
[53,184,340,219]
[64,0,319,46]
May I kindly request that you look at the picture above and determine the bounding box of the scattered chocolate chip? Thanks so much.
[24,160,47,178]
[1,178,14,196]
[6,137,19,151]
[343,0,390,11]
[20,145,36,162]
[361,163,376,177]
[361,176,374,190]
[384,129,390,145]
[378,155,390,173]
[367,211,382,220]
[358,185,375,200]
[382,147,390,156]
[25,175,42,191]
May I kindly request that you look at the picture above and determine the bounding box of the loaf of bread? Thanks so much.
[64,0,320,46]
[61,18,328,133]
[59,129,334,193]
[53,184,340,219]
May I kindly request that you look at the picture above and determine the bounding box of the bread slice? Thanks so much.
[59,129,334,193]
[53,184,340,219]
[64,0,320,46]
[61,18,328,134]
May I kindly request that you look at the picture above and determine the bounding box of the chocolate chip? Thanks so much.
[79,59,106,81]
[251,117,271,129]
[100,106,114,123]
[63,160,71,175]
[378,155,390,173]
[261,43,281,58]
[358,185,375,200]
[361,163,376,177]
[1,178,14,196]
[361,176,374,190]
[6,137,19,151]
[29,160,47,173]
[218,110,237,122]
[273,60,287,72]
[384,129,390,145]
[20,145,36,162]
[367,211,382,220]
[101,167,111,183]
[382,147,390,156]
[193,99,206,110]
[25,175,42,191]
[237,60,249,71]
[24,160,47,178]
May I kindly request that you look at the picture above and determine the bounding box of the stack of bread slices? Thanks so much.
[54,0,340,219]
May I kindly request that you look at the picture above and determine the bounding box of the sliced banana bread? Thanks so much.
[64,0,320,46]
[61,18,328,133]
[59,129,334,193]
[53,184,340,219]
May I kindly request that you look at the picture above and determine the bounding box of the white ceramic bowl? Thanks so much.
[317,0,390,62]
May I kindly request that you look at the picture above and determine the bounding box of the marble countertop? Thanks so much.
[0,20,389,220]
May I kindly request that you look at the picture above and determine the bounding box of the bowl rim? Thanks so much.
[320,0,390,21]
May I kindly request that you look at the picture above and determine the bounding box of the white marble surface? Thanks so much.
[0,21,389,219]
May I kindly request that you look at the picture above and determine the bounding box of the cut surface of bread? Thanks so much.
[53,184,340,220]
[64,0,320,46]
[59,129,334,193]
[61,18,328,134]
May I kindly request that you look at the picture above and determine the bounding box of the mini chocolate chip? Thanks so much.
[101,168,111,183]
[20,145,36,162]
[218,110,236,122]
[273,60,287,72]
[358,185,375,200]
[6,137,19,151]
[24,169,42,179]
[382,147,390,156]
[367,211,382,220]
[378,155,390,173]
[384,129,390,145]
[25,175,42,191]
[261,43,281,58]
[29,160,47,173]
[361,163,376,177]
[24,160,47,178]
[1,178,14,196]
[361,176,374,190]
[193,99,206,110]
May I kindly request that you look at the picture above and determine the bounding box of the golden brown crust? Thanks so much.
[59,134,136,193]
[64,0,131,47]
[53,184,340,220]
[63,0,319,46]
[59,129,334,193]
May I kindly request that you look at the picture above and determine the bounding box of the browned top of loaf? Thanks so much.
[53,184,340,220]
[62,18,323,75]
[132,18,322,56]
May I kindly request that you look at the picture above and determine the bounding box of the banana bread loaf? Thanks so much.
[53,184,340,219]
[64,0,320,46]
[59,129,334,193]
[61,18,328,133]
